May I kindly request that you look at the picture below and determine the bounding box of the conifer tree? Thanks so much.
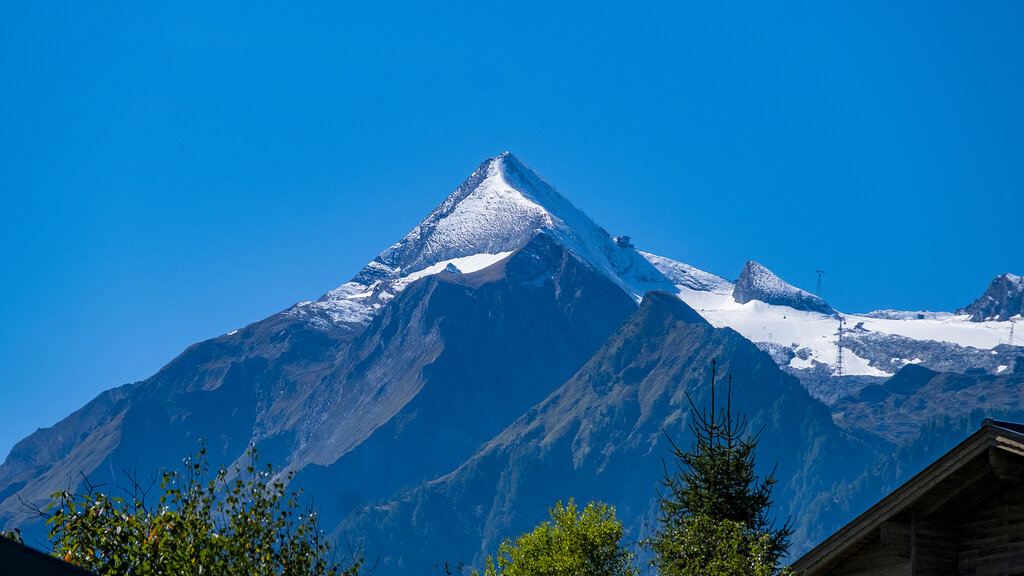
[652,360,792,575]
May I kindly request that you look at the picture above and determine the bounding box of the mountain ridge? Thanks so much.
[1,153,1022,575]
[339,290,873,571]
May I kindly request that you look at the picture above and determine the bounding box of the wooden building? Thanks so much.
[792,419,1024,576]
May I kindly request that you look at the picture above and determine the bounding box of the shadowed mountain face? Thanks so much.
[288,232,639,521]
[340,291,874,572]
[0,309,360,531]
[0,232,638,544]
[830,362,1024,444]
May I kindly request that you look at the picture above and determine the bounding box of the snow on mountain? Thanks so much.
[281,152,1019,384]
[639,250,732,293]
[671,272,1021,380]
[733,261,834,314]
[675,286,887,377]
[286,152,675,329]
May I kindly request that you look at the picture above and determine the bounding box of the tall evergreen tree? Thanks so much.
[652,360,792,575]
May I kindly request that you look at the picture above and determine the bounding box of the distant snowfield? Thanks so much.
[672,285,1019,377]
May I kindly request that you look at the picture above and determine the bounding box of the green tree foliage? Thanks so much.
[480,499,638,576]
[41,444,361,576]
[653,361,791,575]
[653,516,778,576]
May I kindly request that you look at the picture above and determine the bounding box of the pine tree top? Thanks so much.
[655,360,792,570]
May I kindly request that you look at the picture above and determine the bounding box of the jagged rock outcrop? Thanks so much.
[733,261,834,314]
[957,273,1024,321]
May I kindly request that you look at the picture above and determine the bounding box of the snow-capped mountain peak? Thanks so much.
[287,153,678,328]
[350,152,557,285]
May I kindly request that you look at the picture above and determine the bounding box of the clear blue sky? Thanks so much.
[2,1,1022,458]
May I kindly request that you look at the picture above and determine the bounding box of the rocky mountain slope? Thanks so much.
[830,361,1024,444]
[342,292,875,571]
[732,260,834,315]
[957,272,1024,322]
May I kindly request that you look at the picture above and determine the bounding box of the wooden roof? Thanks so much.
[790,419,1024,575]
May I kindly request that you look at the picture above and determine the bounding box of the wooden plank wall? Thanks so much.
[958,488,1024,576]
[912,518,957,575]
[815,489,1024,576]
[827,538,911,576]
